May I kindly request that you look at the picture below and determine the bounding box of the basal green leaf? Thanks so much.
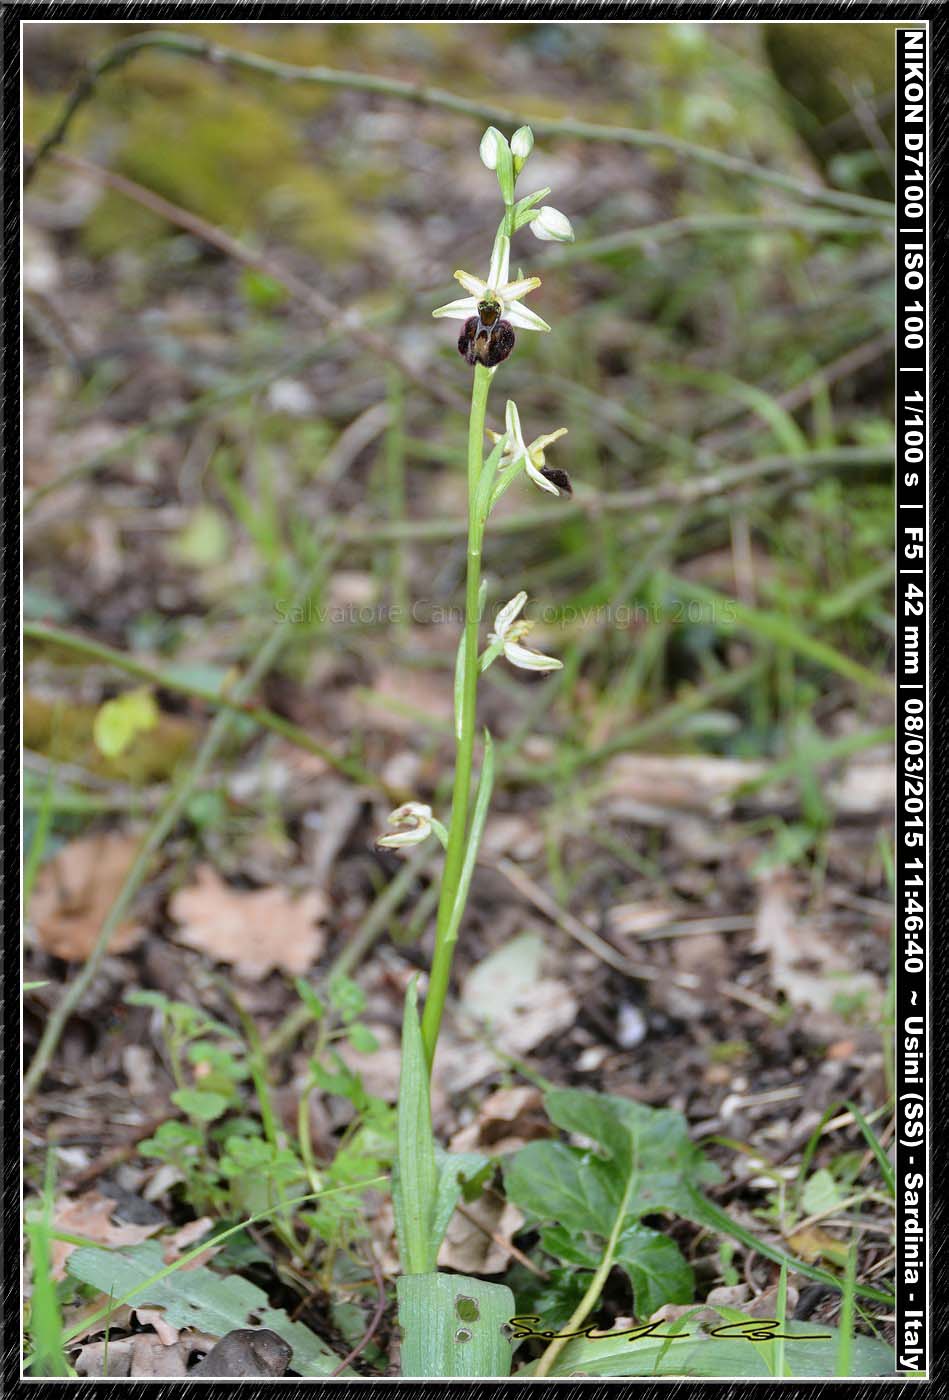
[397,1271,515,1377]
[393,978,438,1274]
[430,1147,491,1256]
[533,1319,895,1379]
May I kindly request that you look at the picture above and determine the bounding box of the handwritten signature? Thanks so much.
[507,1316,832,1344]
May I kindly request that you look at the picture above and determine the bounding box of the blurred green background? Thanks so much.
[24,17,895,869]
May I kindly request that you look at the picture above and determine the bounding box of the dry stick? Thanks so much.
[495,856,700,991]
[23,620,389,797]
[24,550,337,1099]
[337,444,891,545]
[453,1198,548,1279]
[329,1244,388,1377]
[549,211,890,265]
[24,29,892,221]
[36,146,467,417]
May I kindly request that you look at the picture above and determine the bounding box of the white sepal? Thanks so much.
[432,295,479,321]
[503,301,551,333]
[503,639,563,672]
[492,590,528,641]
[487,234,511,291]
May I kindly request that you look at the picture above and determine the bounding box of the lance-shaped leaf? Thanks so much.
[393,978,438,1275]
[397,1271,516,1377]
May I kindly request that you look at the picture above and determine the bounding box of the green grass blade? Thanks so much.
[845,1101,895,1197]
[663,575,891,695]
[25,1154,71,1376]
[23,766,57,917]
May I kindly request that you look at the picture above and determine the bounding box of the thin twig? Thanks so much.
[34,146,467,416]
[495,857,700,990]
[330,1245,388,1377]
[24,547,340,1098]
[25,30,893,220]
[336,444,891,545]
[549,211,890,266]
[24,620,389,797]
[453,1198,548,1279]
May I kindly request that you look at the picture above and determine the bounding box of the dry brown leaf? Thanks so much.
[133,1309,179,1346]
[161,1216,215,1264]
[753,871,881,1016]
[603,753,768,816]
[75,1333,205,1378]
[169,866,327,978]
[480,814,545,863]
[786,1224,850,1267]
[51,1191,162,1280]
[826,757,893,816]
[449,1086,549,1157]
[436,1194,524,1275]
[360,663,454,735]
[30,832,145,961]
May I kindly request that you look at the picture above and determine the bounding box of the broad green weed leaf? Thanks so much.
[170,1089,230,1123]
[65,1241,347,1375]
[505,1138,617,1236]
[612,1224,694,1319]
[506,1087,890,1312]
[801,1167,845,1216]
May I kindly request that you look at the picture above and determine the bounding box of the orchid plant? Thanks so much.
[380,126,575,1377]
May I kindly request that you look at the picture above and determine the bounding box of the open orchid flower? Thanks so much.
[375,802,447,850]
[488,401,572,497]
[487,591,562,672]
[432,235,550,334]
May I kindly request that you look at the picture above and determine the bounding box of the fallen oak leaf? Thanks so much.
[169,866,327,979]
[51,1190,162,1281]
[30,832,145,961]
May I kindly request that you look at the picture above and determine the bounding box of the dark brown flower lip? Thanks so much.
[457,316,516,368]
[539,465,572,495]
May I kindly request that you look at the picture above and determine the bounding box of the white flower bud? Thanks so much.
[530,205,575,243]
[479,127,507,171]
[510,126,534,160]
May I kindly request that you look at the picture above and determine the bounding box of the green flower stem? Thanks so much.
[534,1164,637,1379]
[421,363,492,1069]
